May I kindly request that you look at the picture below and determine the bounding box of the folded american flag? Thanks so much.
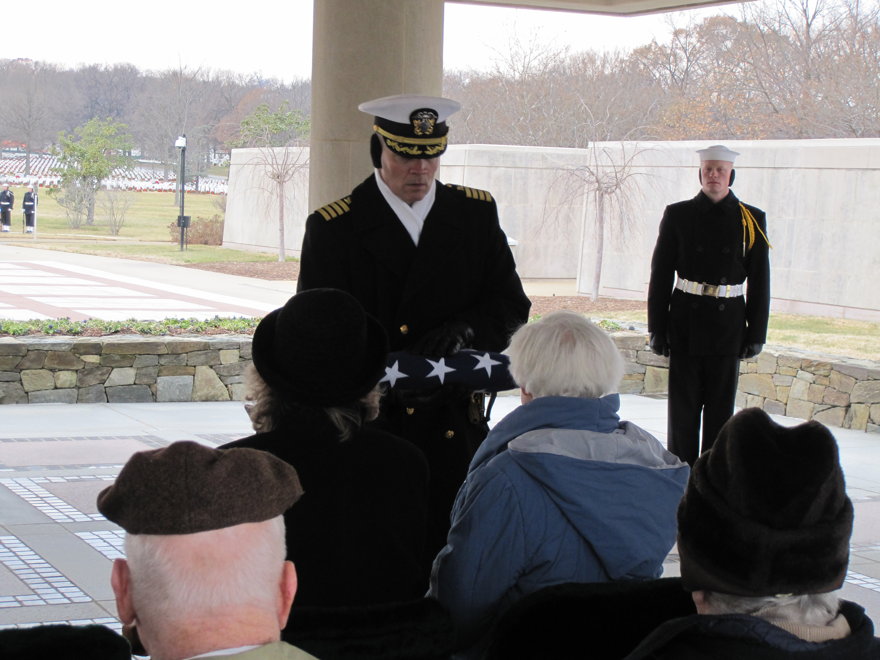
[381,349,516,393]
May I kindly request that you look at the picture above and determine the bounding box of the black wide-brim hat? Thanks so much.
[678,407,853,597]
[252,289,388,407]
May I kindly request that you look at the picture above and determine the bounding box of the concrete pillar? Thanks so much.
[310,0,444,210]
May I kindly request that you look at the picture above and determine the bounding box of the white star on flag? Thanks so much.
[472,351,502,377]
[380,360,408,388]
[426,357,456,384]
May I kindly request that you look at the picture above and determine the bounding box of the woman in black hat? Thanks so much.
[221,289,430,615]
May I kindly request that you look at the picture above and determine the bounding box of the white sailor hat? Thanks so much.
[697,145,740,162]
[359,94,461,158]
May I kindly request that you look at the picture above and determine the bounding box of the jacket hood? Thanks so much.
[480,396,689,580]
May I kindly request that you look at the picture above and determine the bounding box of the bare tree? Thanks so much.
[0,61,60,173]
[99,188,134,236]
[232,103,310,261]
[560,139,651,300]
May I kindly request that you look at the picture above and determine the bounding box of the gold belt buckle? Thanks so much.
[701,283,719,297]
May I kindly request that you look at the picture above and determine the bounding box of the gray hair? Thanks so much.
[507,311,624,399]
[124,516,286,625]
[244,364,381,441]
[703,590,841,626]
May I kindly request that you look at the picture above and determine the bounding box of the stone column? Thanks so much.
[310,0,445,210]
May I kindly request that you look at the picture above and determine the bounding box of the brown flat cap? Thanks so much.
[97,441,303,535]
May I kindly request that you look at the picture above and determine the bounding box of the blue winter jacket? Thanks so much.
[429,395,690,656]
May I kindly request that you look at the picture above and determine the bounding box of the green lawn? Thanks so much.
[597,309,880,362]
[8,187,223,241]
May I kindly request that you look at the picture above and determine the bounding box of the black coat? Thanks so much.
[22,191,36,216]
[221,411,430,611]
[647,191,770,357]
[625,600,880,659]
[297,175,530,353]
[0,189,13,213]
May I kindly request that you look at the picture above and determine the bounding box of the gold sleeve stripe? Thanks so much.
[316,196,352,221]
[448,184,494,203]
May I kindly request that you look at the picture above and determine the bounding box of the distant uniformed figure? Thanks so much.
[22,187,37,233]
[648,145,771,465]
[297,94,531,556]
[0,185,13,232]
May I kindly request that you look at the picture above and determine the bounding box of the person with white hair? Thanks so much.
[626,408,880,658]
[429,311,690,658]
[99,441,318,660]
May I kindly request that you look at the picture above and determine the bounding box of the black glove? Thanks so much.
[411,322,474,358]
[649,332,670,357]
[740,342,763,359]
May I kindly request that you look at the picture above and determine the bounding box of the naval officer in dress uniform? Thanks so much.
[297,94,531,557]
[647,145,771,465]
[23,186,37,233]
[0,185,14,232]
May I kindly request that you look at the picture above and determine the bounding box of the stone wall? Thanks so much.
[612,333,880,434]
[2,334,878,435]
[0,336,251,404]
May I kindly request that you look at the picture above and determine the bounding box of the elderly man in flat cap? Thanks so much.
[98,441,318,660]
[297,94,531,554]
[648,145,771,465]
[626,408,879,658]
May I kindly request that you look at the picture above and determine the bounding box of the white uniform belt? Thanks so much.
[675,277,744,298]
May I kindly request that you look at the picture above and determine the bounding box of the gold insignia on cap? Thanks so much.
[410,109,437,136]
[399,324,409,335]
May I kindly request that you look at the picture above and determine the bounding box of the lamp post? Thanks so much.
[175,135,190,251]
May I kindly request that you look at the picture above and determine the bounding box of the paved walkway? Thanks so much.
[1,395,880,633]
[0,243,578,322]
[0,244,294,321]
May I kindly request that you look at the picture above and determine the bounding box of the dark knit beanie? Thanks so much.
[678,407,853,596]
[251,288,388,407]
[97,440,303,535]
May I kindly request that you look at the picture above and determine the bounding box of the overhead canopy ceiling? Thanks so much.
[448,0,746,17]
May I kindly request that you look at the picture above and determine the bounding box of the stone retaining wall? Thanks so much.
[1,334,878,434]
[613,332,880,434]
[0,336,251,405]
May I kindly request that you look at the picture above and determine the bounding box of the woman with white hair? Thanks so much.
[429,311,690,658]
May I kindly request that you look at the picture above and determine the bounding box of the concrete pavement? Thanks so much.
[0,243,294,321]
[2,395,880,633]
[0,242,577,322]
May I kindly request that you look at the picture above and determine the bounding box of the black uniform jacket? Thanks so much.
[222,411,430,610]
[22,192,36,214]
[647,191,770,357]
[297,175,531,353]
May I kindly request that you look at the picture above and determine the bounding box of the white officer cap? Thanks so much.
[358,94,461,124]
[359,94,461,159]
[697,145,740,162]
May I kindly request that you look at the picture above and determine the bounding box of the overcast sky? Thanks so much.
[2,1,738,82]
